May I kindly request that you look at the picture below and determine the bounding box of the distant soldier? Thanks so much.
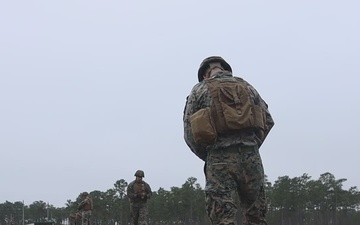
[77,192,93,225]
[127,170,152,225]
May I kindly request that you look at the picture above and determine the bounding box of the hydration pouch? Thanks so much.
[190,107,217,144]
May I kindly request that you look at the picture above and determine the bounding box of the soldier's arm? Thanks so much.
[145,182,152,199]
[89,198,93,210]
[77,200,86,210]
[126,182,138,199]
[260,99,274,142]
[246,83,274,143]
[183,93,207,161]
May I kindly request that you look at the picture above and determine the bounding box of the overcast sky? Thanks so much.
[1,1,359,208]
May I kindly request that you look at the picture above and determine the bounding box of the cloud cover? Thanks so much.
[0,0,359,207]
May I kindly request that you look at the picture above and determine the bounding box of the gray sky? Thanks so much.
[1,1,359,208]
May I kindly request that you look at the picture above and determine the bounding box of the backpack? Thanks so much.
[208,77,265,133]
[190,77,265,144]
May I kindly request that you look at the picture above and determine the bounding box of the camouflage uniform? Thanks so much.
[184,71,274,225]
[77,194,93,225]
[69,211,82,225]
[127,179,152,225]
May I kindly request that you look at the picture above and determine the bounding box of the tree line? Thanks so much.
[1,172,359,225]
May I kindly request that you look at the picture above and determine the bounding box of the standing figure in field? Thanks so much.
[127,170,152,225]
[183,56,274,225]
[77,192,93,225]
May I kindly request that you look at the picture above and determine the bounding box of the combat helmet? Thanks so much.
[134,170,145,177]
[197,56,232,82]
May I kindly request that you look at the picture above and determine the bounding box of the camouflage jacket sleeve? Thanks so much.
[126,181,137,199]
[183,85,208,161]
[144,181,152,199]
[245,81,275,144]
[77,200,85,210]
[77,198,91,210]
